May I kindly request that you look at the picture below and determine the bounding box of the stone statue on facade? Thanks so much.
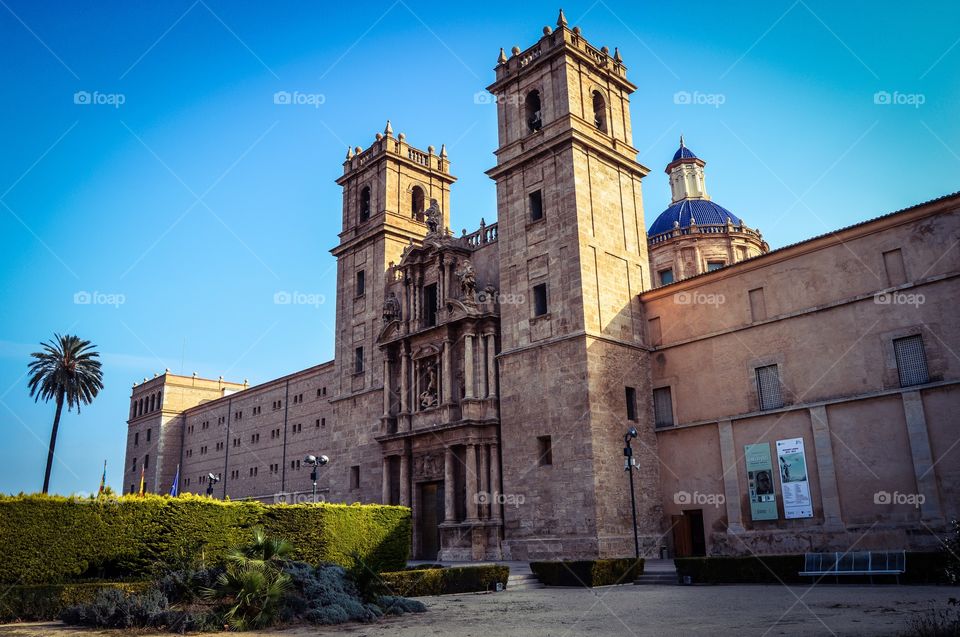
[456,258,477,303]
[425,198,442,234]
[382,291,400,323]
[419,361,438,408]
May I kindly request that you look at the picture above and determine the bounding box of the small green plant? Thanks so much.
[348,551,386,603]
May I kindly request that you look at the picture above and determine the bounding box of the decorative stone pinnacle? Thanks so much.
[346,146,353,159]
[384,119,393,136]
[543,26,552,35]
[511,45,520,56]
[428,145,435,154]
[354,145,362,154]
[498,47,507,64]
[375,132,383,141]
[557,8,567,27]
[439,143,447,158]
[614,47,623,63]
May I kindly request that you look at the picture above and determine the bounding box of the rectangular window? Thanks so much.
[653,387,674,428]
[423,283,438,327]
[659,269,674,285]
[748,287,766,322]
[144,454,149,469]
[707,261,725,272]
[537,435,553,466]
[356,270,366,297]
[350,465,361,489]
[625,386,637,421]
[134,432,139,446]
[883,249,907,286]
[894,335,929,387]
[146,428,151,442]
[532,283,548,317]
[755,364,784,410]
[354,346,364,374]
[529,189,544,222]
[647,317,662,347]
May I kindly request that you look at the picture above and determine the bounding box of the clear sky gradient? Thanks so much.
[1,1,957,495]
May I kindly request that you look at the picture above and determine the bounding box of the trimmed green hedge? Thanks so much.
[0,582,151,623]
[530,558,643,587]
[0,494,410,585]
[379,565,510,596]
[674,552,949,584]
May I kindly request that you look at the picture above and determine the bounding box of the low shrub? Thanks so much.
[675,553,949,585]
[378,565,510,596]
[530,558,643,587]
[0,494,411,584]
[0,581,150,623]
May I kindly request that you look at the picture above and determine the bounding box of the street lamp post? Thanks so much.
[624,427,640,560]
[305,455,329,502]
[205,472,220,497]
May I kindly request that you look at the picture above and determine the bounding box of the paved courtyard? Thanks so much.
[1,584,952,637]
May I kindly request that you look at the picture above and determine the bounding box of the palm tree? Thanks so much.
[27,333,104,493]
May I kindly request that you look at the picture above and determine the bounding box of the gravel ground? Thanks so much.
[0,584,952,637]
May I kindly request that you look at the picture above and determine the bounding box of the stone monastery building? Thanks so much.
[125,12,960,561]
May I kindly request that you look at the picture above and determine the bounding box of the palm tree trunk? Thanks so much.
[41,391,64,494]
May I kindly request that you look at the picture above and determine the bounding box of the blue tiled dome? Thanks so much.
[672,143,698,162]
[648,199,742,237]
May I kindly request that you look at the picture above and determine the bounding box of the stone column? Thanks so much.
[717,419,745,533]
[479,444,490,519]
[485,333,497,397]
[381,457,390,504]
[444,447,455,522]
[465,444,479,521]
[382,358,391,418]
[401,354,410,412]
[479,338,488,398]
[442,340,452,404]
[399,454,410,507]
[464,334,475,399]
[490,443,502,522]
[902,391,944,521]
[808,406,844,528]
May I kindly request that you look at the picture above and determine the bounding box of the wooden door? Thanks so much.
[672,514,692,557]
[418,482,443,560]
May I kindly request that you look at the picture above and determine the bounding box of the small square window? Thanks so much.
[529,190,543,222]
[350,465,361,489]
[537,435,553,466]
[625,387,637,421]
[532,283,548,317]
[659,269,674,285]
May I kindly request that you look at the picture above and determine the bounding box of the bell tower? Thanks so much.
[487,12,661,559]
[330,122,456,498]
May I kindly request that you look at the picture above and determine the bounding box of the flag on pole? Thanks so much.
[138,465,146,496]
[169,464,180,497]
[98,460,107,495]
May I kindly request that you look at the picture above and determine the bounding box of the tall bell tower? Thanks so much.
[330,122,456,498]
[487,12,661,559]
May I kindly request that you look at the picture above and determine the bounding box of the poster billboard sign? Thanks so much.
[776,437,813,519]
[745,443,777,520]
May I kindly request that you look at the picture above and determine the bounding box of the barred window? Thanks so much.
[653,387,674,428]
[894,335,929,387]
[755,364,784,410]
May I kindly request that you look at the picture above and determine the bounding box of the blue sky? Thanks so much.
[1,1,957,495]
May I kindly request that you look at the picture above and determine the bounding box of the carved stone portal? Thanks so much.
[413,452,443,480]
